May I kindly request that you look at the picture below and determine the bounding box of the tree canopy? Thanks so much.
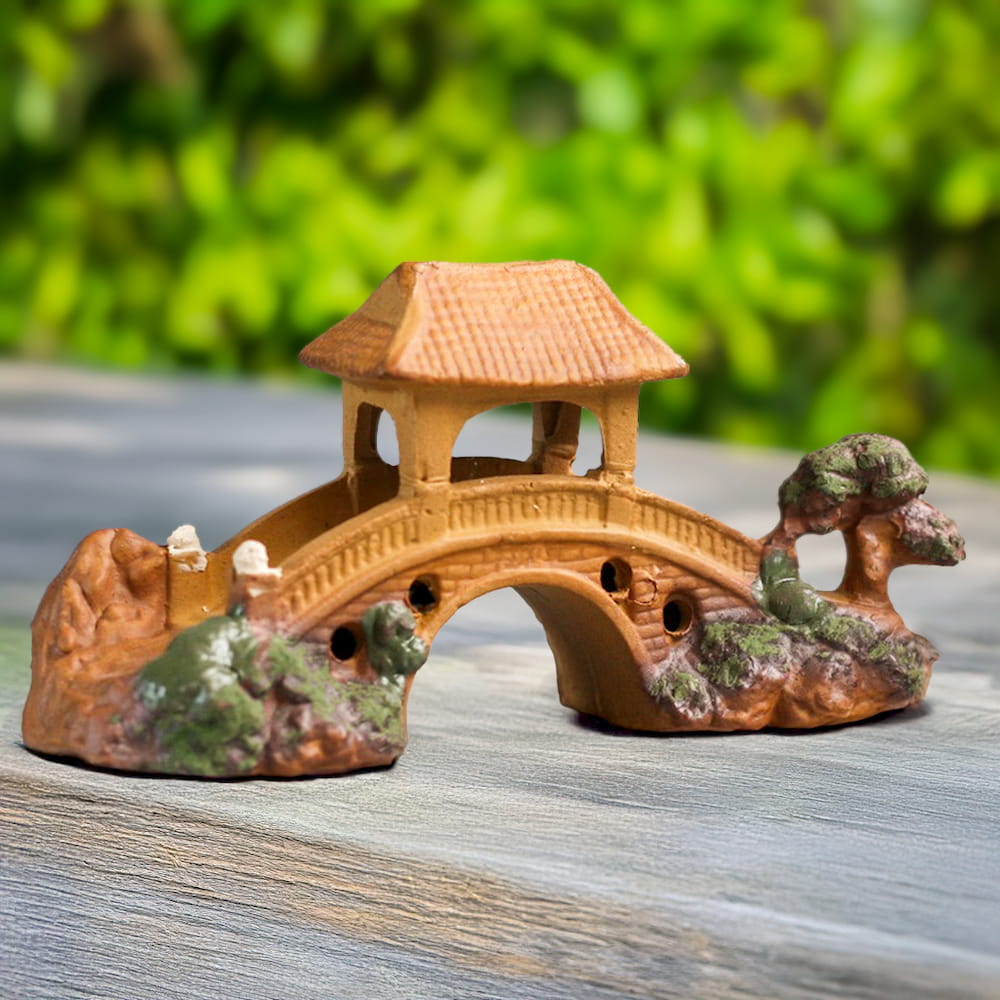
[3,0,999,474]
[765,433,964,609]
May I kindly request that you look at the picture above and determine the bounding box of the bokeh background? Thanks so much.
[2,0,998,474]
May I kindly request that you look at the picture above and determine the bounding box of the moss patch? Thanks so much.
[666,671,701,703]
[809,611,927,692]
[698,621,789,688]
[362,601,428,679]
[269,634,342,719]
[343,679,406,745]
[777,434,928,520]
[649,669,708,712]
[649,604,931,711]
[135,613,265,775]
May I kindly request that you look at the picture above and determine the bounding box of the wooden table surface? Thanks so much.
[2,364,998,1000]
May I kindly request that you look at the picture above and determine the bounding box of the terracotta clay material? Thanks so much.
[23,261,965,777]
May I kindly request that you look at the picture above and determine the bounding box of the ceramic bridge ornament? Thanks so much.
[23,261,965,777]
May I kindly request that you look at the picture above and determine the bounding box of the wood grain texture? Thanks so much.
[2,364,999,999]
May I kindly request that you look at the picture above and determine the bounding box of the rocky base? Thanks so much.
[125,611,409,777]
[23,528,421,777]
[645,604,936,731]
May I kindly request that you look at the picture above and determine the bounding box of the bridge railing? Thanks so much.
[276,476,760,630]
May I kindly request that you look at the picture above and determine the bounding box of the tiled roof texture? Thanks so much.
[299,260,689,387]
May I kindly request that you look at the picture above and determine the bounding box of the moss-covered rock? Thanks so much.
[342,679,406,745]
[133,600,425,776]
[809,611,929,697]
[899,499,966,566]
[648,668,709,712]
[135,613,265,775]
[647,602,934,722]
[698,621,791,689]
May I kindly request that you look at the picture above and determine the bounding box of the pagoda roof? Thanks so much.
[299,260,688,388]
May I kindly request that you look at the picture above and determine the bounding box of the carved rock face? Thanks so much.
[24,528,169,764]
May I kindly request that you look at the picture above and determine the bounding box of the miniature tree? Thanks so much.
[764,434,965,610]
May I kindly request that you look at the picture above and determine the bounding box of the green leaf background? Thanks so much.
[3,0,998,474]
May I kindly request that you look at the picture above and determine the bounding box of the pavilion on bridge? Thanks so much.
[298,260,688,502]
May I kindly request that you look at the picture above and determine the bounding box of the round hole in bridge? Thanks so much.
[330,625,359,661]
[662,597,694,635]
[600,559,632,594]
[407,577,438,613]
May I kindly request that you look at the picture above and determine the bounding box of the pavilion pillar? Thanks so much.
[530,402,582,475]
[596,388,638,486]
[395,391,467,498]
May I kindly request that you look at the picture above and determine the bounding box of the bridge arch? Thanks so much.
[411,566,652,724]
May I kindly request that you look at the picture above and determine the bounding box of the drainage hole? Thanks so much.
[600,559,632,594]
[330,625,359,661]
[662,598,694,635]
[407,577,438,613]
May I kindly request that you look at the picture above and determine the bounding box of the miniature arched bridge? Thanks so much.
[173,472,761,730]
[24,261,954,778]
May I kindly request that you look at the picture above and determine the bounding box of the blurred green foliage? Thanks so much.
[2,0,999,474]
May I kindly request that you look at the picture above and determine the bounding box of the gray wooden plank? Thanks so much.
[2,364,999,999]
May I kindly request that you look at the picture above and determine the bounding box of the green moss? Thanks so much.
[268,634,343,719]
[910,531,954,563]
[343,679,405,745]
[901,666,926,696]
[648,674,669,699]
[903,509,964,564]
[667,671,701,703]
[136,614,266,775]
[132,603,417,773]
[138,614,254,703]
[873,473,926,500]
[362,602,428,679]
[698,621,788,688]
[869,642,891,661]
[812,612,874,647]
[880,640,926,696]
[650,669,705,707]
[779,477,806,506]
[268,633,307,676]
[780,436,929,516]
[855,435,896,463]
[783,606,927,696]
[159,683,264,775]
[756,549,832,626]
[266,633,409,743]
[700,657,744,689]
[811,469,856,503]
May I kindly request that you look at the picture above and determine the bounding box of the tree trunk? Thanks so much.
[837,515,896,607]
